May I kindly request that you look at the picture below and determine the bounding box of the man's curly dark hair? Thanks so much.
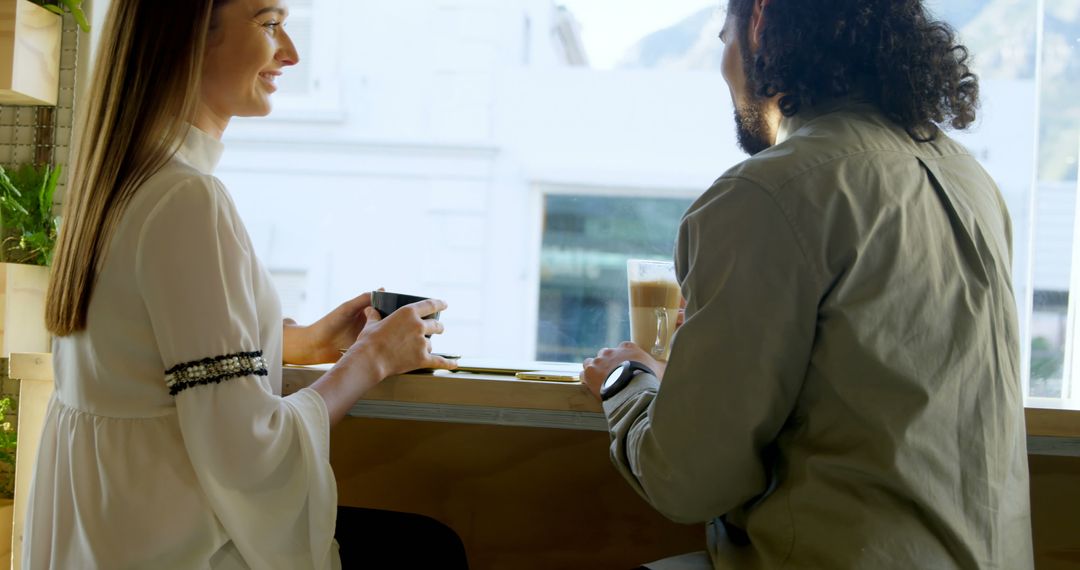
[729,0,979,141]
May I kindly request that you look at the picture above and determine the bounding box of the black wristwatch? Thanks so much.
[601,360,653,401]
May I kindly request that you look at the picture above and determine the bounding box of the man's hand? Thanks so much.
[580,341,664,400]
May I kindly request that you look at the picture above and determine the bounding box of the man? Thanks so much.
[580,0,1034,568]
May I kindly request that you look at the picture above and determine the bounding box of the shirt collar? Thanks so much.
[775,94,874,145]
[174,125,224,175]
[775,113,805,146]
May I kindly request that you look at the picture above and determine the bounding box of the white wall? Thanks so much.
[219,0,1043,361]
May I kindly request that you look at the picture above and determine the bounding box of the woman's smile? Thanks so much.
[258,70,280,92]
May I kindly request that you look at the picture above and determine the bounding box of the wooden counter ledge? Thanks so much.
[285,365,1080,454]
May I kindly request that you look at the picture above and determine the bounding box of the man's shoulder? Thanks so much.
[720,107,975,194]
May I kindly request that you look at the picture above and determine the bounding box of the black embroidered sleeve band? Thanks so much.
[164,351,269,395]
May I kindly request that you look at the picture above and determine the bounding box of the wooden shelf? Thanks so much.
[0,0,60,106]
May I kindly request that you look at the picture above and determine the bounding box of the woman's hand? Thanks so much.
[310,298,456,425]
[282,292,374,365]
[343,298,457,380]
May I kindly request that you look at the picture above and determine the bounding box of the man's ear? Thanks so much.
[750,0,773,51]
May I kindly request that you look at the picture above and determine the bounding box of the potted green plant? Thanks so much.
[0,164,60,267]
[0,395,16,559]
[0,396,15,495]
[0,163,58,357]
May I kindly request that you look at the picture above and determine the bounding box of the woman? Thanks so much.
[29,0,463,568]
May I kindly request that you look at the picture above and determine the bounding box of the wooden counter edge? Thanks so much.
[1026,406,1080,438]
[284,365,602,412]
[284,366,1080,438]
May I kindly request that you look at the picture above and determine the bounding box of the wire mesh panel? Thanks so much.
[0,12,80,425]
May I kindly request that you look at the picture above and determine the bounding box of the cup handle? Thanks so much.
[653,307,669,358]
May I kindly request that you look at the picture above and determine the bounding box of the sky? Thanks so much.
[556,0,720,68]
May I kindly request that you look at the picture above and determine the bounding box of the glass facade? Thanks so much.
[536,195,691,362]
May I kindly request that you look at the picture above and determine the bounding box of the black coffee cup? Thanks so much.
[370,291,441,323]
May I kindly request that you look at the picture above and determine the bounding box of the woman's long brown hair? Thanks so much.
[46,0,221,335]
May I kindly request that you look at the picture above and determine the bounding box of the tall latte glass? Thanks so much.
[627,259,680,361]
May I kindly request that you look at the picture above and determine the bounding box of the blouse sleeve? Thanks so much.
[135,175,338,569]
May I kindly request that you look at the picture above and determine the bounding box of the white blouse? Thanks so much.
[23,127,340,569]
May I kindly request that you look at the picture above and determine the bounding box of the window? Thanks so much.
[217,0,1080,405]
[930,0,1080,403]
[537,192,693,362]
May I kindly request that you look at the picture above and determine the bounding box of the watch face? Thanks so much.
[602,363,626,392]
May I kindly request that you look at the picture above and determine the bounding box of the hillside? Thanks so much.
[614,0,1080,181]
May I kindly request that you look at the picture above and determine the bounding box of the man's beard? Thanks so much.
[733,100,772,156]
[733,44,773,156]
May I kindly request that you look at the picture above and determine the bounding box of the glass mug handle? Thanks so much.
[652,307,669,358]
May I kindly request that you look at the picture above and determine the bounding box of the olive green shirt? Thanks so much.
[603,102,1033,569]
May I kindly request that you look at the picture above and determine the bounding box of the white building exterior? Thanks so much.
[219,0,1051,362]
